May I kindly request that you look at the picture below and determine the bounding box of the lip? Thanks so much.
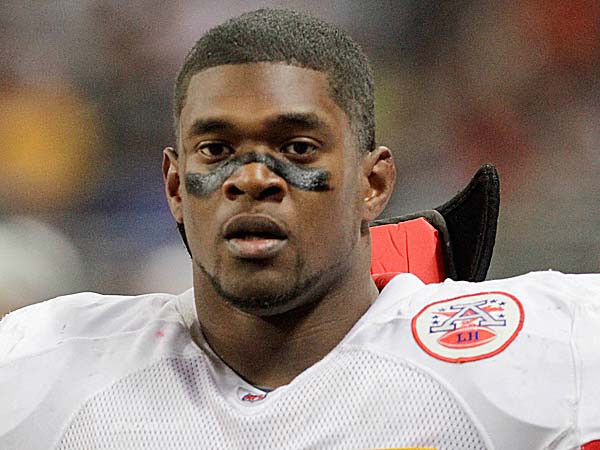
[223,214,288,259]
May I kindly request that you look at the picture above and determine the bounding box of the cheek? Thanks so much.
[298,189,360,251]
[181,197,219,256]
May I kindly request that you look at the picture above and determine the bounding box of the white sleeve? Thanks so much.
[0,308,30,364]
[0,294,83,364]
[570,274,600,446]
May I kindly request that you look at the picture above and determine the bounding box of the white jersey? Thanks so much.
[1,271,599,450]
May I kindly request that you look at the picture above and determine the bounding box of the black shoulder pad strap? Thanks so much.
[370,164,500,281]
[435,163,500,281]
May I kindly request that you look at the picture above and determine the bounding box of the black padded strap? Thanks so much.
[435,164,500,281]
[370,164,500,281]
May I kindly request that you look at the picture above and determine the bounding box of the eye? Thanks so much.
[280,141,318,157]
[197,142,234,160]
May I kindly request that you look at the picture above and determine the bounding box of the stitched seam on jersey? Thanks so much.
[0,317,22,363]
[0,293,180,366]
[570,298,583,445]
[174,289,196,330]
[0,318,189,368]
[339,344,497,450]
[567,274,600,446]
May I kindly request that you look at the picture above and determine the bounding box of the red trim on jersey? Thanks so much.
[411,291,525,363]
[582,441,600,450]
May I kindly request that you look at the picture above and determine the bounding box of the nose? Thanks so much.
[222,162,287,202]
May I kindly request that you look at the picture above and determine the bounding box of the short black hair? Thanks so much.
[174,8,375,153]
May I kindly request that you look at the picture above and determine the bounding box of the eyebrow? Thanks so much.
[186,112,333,139]
[187,119,234,138]
[266,112,330,132]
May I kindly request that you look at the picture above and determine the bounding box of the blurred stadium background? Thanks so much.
[1,0,599,315]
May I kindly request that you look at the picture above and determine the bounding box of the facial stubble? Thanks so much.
[194,239,355,316]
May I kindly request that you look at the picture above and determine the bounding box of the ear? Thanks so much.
[162,147,183,223]
[361,146,396,222]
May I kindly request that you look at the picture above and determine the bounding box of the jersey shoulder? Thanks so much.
[378,270,600,322]
[358,270,600,366]
[0,290,184,364]
[355,271,600,448]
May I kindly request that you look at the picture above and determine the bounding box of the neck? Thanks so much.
[192,256,378,388]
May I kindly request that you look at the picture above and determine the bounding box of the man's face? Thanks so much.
[170,63,369,315]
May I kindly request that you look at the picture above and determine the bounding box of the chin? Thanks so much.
[209,268,324,317]
[218,282,308,316]
[232,294,313,317]
[199,255,343,317]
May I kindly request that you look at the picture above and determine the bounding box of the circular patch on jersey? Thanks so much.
[411,291,524,363]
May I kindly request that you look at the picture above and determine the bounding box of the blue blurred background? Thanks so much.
[1,0,599,314]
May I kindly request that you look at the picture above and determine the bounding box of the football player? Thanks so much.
[1,9,598,450]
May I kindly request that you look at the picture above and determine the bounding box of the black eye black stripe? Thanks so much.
[184,152,331,197]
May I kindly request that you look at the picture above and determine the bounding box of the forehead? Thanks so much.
[179,63,348,136]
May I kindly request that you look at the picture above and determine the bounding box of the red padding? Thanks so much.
[372,272,400,291]
[582,441,600,450]
[370,218,445,287]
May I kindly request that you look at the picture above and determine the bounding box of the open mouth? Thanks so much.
[223,215,288,259]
